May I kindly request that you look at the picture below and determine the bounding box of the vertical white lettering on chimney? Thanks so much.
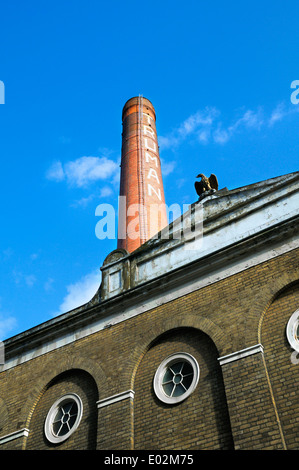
[145,152,158,167]
[143,125,155,139]
[143,112,155,127]
[144,137,157,153]
[148,168,160,183]
[148,184,161,201]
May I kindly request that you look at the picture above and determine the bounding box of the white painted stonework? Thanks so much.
[1,172,298,372]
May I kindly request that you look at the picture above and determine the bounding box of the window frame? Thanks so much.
[153,352,200,405]
[44,393,83,444]
[286,309,299,352]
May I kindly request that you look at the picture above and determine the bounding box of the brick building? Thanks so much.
[0,98,298,451]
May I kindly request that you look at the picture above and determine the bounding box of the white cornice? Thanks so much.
[96,390,135,409]
[1,172,298,372]
[0,428,29,445]
[1,230,297,372]
[218,344,264,366]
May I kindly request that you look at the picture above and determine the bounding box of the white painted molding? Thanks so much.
[218,344,264,366]
[0,428,29,445]
[286,309,299,352]
[153,353,200,405]
[2,237,297,374]
[96,390,135,409]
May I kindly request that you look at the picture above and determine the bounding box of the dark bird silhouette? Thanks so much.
[195,173,218,198]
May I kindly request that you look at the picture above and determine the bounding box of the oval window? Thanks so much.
[153,353,200,404]
[44,394,83,444]
[286,309,299,353]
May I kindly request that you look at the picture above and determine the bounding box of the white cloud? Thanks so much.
[0,299,17,340]
[44,277,54,292]
[212,108,264,145]
[161,159,176,176]
[267,102,299,127]
[213,127,231,144]
[64,156,118,187]
[24,274,36,287]
[70,194,96,208]
[229,108,264,132]
[158,135,175,150]
[159,101,297,148]
[198,129,211,143]
[13,270,37,288]
[269,104,285,126]
[0,315,17,340]
[100,186,114,198]
[158,107,219,150]
[177,107,219,139]
[70,185,115,208]
[54,269,101,316]
[47,156,119,188]
[46,161,65,182]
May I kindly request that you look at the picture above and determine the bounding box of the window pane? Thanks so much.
[69,402,78,416]
[60,423,69,436]
[68,414,77,428]
[53,408,63,423]
[162,369,173,383]
[182,373,193,389]
[172,383,185,397]
[53,421,62,436]
[162,382,174,396]
[62,401,73,413]
[182,362,193,376]
[171,362,183,374]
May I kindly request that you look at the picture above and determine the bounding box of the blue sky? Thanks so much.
[0,0,298,339]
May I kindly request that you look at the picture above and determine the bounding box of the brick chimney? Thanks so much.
[117,96,168,252]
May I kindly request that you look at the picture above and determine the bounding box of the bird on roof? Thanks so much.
[195,173,218,198]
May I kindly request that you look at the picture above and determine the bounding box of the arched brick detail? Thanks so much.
[129,313,226,390]
[258,280,299,449]
[133,326,233,449]
[257,279,299,344]
[24,366,99,450]
[21,353,108,431]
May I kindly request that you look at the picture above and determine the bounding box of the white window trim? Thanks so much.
[286,309,299,352]
[44,393,83,444]
[153,352,200,405]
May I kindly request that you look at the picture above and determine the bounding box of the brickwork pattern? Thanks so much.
[26,369,98,450]
[134,328,233,450]
[118,97,167,252]
[261,282,299,449]
[97,397,134,450]
[221,353,284,450]
[0,248,297,450]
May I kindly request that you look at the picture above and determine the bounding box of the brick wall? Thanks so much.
[134,328,233,450]
[26,369,98,450]
[0,247,298,450]
[260,282,299,449]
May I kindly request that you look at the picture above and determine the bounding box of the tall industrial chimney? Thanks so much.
[117,96,168,252]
